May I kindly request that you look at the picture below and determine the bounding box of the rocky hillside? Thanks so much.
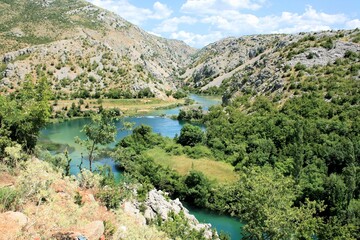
[182,29,360,103]
[0,0,195,98]
[0,158,216,239]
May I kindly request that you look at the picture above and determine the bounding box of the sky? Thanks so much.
[88,0,360,48]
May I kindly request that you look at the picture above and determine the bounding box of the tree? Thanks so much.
[0,78,51,157]
[224,165,323,239]
[75,110,117,171]
[177,124,204,147]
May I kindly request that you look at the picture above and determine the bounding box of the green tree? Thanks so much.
[75,110,117,171]
[177,124,204,147]
[0,78,51,157]
[226,165,323,239]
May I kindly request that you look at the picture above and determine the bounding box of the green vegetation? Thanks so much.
[177,124,204,147]
[145,147,238,184]
[178,107,204,122]
[75,110,117,172]
[0,78,51,159]
[154,210,210,240]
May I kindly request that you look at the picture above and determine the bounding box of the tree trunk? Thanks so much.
[89,142,96,172]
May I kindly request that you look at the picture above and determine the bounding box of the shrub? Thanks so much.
[0,187,19,211]
[173,91,187,99]
[96,186,122,209]
[177,124,204,147]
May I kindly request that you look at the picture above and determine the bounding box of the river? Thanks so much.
[39,94,244,239]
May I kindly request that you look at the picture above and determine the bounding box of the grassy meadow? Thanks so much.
[145,147,238,184]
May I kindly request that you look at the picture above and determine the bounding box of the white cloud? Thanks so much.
[155,16,198,33]
[89,0,172,25]
[197,5,348,35]
[181,0,265,14]
[170,31,224,47]
[181,0,217,14]
[221,0,265,10]
[152,2,173,19]
[346,19,360,29]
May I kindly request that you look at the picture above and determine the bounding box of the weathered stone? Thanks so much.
[143,189,217,239]
[82,221,104,240]
[0,211,29,239]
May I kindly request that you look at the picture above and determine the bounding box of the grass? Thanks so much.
[145,147,238,184]
[52,98,185,116]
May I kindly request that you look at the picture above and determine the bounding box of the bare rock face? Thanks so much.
[144,189,217,240]
[288,41,360,67]
[81,221,105,240]
[0,211,29,239]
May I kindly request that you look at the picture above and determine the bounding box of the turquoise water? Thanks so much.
[149,94,222,116]
[39,95,244,239]
[40,116,189,177]
[184,203,244,240]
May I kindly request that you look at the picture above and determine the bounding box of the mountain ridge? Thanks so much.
[0,0,195,98]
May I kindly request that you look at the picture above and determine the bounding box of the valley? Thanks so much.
[0,0,359,239]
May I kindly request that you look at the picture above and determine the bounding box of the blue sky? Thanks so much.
[88,0,360,48]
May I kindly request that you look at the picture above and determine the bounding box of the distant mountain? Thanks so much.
[1,0,359,102]
[181,29,360,103]
[0,0,195,98]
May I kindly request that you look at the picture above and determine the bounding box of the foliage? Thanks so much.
[177,124,204,147]
[17,159,59,205]
[155,210,208,240]
[216,165,324,239]
[77,169,102,189]
[75,110,117,171]
[0,187,20,212]
[178,107,204,121]
[184,171,213,207]
[137,87,155,98]
[173,90,188,99]
[96,186,123,209]
[0,78,51,158]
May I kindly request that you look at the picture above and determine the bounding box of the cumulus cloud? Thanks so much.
[181,0,216,12]
[88,0,359,47]
[221,0,266,10]
[181,0,266,14]
[170,31,224,47]
[198,5,348,35]
[89,0,172,25]
[155,16,197,33]
[346,19,360,29]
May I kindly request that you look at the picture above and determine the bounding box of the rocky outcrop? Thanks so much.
[123,189,218,239]
[288,41,360,67]
[0,211,29,239]
[184,29,360,102]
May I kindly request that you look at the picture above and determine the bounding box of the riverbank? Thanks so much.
[50,97,186,119]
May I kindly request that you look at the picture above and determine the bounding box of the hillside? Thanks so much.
[0,0,195,98]
[182,29,360,103]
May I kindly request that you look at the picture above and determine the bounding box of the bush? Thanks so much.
[137,87,155,98]
[0,187,19,211]
[96,186,122,209]
[177,124,204,147]
[184,145,213,159]
[321,38,334,50]
[173,91,187,99]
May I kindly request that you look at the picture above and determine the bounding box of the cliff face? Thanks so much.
[0,0,195,98]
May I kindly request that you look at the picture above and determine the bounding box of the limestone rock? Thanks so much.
[82,221,104,240]
[0,211,29,239]
[143,189,217,239]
